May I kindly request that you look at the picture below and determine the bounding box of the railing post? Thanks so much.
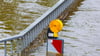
[16,38,22,56]
[4,41,7,56]
[10,40,13,56]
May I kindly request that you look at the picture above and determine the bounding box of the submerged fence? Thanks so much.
[0,0,74,56]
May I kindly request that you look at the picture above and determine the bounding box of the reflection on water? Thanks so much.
[0,0,58,38]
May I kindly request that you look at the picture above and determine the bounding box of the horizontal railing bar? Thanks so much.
[0,35,22,42]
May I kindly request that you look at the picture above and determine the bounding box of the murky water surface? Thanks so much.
[60,0,100,56]
[0,0,58,38]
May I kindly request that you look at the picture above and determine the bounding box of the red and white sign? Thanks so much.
[47,39,64,56]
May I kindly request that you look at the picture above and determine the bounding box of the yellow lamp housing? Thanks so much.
[49,19,63,37]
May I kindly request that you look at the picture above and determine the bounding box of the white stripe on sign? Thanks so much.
[48,39,58,53]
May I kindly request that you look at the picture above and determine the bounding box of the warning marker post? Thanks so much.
[47,19,64,56]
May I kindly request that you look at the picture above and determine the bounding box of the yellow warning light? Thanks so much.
[49,19,63,37]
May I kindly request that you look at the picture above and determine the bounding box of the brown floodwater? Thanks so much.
[0,0,58,39]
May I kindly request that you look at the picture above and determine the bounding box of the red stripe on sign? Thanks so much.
[52,40,62,53]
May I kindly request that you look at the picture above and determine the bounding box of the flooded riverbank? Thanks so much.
[0,0,58,56]
[30,0,100,56]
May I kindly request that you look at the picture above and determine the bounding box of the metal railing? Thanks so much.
[0,0,74,56]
